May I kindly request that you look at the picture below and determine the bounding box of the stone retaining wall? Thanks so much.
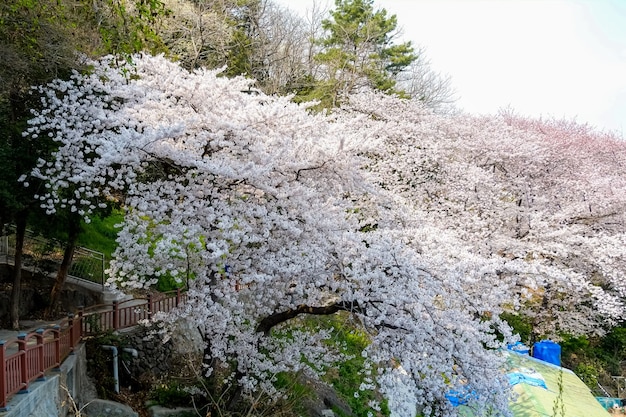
[123,326,174,379]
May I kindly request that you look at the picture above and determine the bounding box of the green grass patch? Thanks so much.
[282,313,390,417]
[326,321,389,417]
[78,209,124,259]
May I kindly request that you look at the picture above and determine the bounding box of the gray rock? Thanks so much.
[148,404,198,417]
[82,399,139,417]
[169,317,204,356]
[298,376,354,417]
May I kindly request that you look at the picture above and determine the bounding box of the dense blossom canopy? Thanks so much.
[23,54,626,416]
[334,92,626,336]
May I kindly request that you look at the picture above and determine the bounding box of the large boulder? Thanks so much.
[82,399,138,417]
[169,317,204,357]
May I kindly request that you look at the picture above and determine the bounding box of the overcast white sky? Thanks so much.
[275,0,626,136]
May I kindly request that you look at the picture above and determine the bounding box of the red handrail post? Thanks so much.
[35,330,45,381]
[53,325,61,369]
[112,300,119,330]
[0,340,7,411]
[67,313,75,355]
[17,334,28,394]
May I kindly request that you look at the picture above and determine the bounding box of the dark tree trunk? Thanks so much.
[45,215,80,319]
[10,211,27,330]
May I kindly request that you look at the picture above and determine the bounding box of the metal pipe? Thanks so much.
[122,347,138,358]
[101,346,139,394]
[101,345,119,393]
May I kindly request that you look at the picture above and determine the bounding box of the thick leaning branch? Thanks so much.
[256,300,365,335]
[255,299,406,335]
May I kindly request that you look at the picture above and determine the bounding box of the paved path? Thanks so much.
[0,319,62,344]
[0,328,19,343]
[0,297,146,343]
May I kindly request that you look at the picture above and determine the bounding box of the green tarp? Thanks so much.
[460,351,610,417]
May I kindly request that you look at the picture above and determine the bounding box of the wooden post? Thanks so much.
[67,313,75,354]
[147,293,152,319]
[176,288,181,307]
[52,325,61,368]
[77,307,84,340]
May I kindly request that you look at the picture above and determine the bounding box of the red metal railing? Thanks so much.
[80,289,187,336]
[0,288,185,410]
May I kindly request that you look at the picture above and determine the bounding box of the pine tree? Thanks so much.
[310,0,417,107]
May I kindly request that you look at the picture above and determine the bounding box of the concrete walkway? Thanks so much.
[0,319,66,350]
[1,296,149,344]
[0,329,19,343]
[0,321,56,342]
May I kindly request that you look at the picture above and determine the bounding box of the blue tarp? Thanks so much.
[446,389,478,407]
[507,370,548,390]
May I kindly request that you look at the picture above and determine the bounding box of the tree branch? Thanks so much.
[255,299,407,335]
[295,161,327,180]
[256,300,365,335]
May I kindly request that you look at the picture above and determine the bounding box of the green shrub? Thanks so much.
[155,272,186,292]
[150,381,192,407]
[500,312,533,344]
[574,362,599,388]
[601,327,626,357]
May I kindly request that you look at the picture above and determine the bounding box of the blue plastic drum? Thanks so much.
[532,340,561,366]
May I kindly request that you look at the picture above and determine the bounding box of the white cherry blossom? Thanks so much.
[24,54,626,416]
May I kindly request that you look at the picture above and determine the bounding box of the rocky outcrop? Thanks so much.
[123,327,174,379]
[120,318,204,383]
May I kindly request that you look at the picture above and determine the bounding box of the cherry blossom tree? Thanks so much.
[335,90,626,339]
[23,51,626,415]
[23,54,514,416]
